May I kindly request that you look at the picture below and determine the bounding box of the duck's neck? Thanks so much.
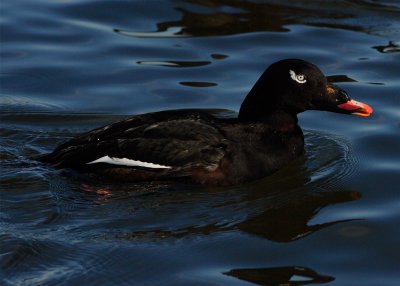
[238,105,299,132]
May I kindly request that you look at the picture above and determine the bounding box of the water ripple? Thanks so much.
[303,131,358,190]
[137,60,211,68]
[1,235,122,286]
[114,27,188,38]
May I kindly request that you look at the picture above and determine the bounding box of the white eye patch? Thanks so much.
[289,70,307,84]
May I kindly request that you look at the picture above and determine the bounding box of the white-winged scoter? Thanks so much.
[37,59,373,185]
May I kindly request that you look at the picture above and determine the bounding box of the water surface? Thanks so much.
[1,1,400,285]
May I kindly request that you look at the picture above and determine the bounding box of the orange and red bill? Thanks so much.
[337,99,373,117]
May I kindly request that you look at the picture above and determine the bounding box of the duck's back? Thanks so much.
[39,109,226,165]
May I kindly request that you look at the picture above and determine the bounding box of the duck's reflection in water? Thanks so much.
[236,188,360,242]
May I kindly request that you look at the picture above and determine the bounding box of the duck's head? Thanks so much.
[239,59,373,121]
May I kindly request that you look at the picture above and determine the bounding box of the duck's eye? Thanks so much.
[289,70,307,84]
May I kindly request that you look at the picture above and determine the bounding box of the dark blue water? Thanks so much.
[1,1,400,285]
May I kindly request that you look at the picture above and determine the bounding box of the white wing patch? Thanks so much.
[289,70,307,84]
[86,155,172,169]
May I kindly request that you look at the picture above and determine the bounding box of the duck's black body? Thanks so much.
[40,109,304,185]
[38,59,372,186]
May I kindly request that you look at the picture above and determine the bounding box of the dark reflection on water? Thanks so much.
[137,60,212,68]
[1,0,400,285]
[115,0,400,37]
[326,75,357,83]
[179,81,218,87]
[373,40,400,53]
[225,266,334,285]
[236,189,360,242]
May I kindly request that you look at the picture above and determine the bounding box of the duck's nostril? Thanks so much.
[337,90,350,103]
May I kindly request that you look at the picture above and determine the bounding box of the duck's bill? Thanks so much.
[337,99,373,117]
